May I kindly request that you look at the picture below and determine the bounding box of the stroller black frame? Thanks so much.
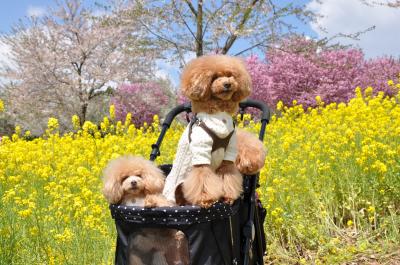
[109,99,270,265]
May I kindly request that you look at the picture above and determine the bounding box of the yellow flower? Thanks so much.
[82,121,97,134]
[125,112,132,127]
[101,116,110,132]
[109,104,116,120]
[276,101,284,111]
[72,115,81,130]
[367,206,375,214]
[364,86,373,97]
[347,220,354,227]
[47,117,59,132]
[29,227,39,236]
[0,99,4,112]
[116,121,123,135]
[371,160,387,174]
[355,86,362,98]
[54,228,74,243]
[15,125,22,136]
[18,208,32,218]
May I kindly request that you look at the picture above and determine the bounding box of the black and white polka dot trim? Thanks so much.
[109,200,240,226]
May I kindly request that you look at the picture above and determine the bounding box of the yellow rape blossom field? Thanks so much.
[1,86,399,264]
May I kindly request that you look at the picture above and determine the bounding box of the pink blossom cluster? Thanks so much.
[246,37,400,109]
[111,83,169,127]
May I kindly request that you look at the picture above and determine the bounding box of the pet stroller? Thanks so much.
[109,99,270,265]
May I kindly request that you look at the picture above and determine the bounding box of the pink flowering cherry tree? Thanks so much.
[111,83,169,127]
[246,37,400,109]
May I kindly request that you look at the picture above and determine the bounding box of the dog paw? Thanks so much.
[145,195,174,208]
[235,156,260,175]
[235,130,266,175]
[190,191,219,208]
[222,196,235,205]
[198,192,219,208]
[144,198,158,208]
[199,200,215,208]
[235,150,266,175]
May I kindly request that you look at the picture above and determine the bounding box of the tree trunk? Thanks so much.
[80,102,88,126]
[196,0,203,57]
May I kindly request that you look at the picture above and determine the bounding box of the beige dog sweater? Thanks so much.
[163,112,237,202]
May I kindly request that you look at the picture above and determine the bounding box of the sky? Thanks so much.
[0,0,50,34]
[0,0,400,85]
[307,0,400,58]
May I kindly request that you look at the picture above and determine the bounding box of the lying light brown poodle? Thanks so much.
[102,155,171,207]
[102,156,188,265]
[163,55,266,208]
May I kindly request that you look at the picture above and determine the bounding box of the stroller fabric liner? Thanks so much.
[111,198,244,265]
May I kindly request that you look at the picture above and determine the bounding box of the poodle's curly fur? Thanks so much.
[180,55,266,207]
[181,55,251,114]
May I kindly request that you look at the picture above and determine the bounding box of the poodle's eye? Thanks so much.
[211,74,218,82]
[121,175,130,181]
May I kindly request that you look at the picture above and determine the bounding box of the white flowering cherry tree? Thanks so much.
[0,0,155,132]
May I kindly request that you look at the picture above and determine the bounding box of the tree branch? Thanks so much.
[184,0,197,16]
[88,82,105,100]
[202,2,229,37]
[221,0,260,54]
[138,20,187,64]
[172,0,197,41]
[138,20,179,48]
[234,42,268,56]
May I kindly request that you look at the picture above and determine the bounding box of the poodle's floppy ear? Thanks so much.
[232,62,252,102]
[181,64,214,101]
[142,162,165,194]
[102,173,123,204]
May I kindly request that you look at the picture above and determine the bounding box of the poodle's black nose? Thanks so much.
[131,180,137,187]
[223,83,231,91]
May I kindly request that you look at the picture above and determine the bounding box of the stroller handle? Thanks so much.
[239,99,270,142]
[150,99,271,161]
[150,102,191,161]
[163,102,192,128]
[239,99,270,123]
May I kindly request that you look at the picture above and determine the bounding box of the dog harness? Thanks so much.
[163,112,237,202]
[188,115,235,152]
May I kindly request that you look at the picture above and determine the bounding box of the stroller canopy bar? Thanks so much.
[110,200,240,226]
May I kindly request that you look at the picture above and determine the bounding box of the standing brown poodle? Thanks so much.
[163,55,266,208]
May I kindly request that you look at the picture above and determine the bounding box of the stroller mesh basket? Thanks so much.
[109,99,270,265]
